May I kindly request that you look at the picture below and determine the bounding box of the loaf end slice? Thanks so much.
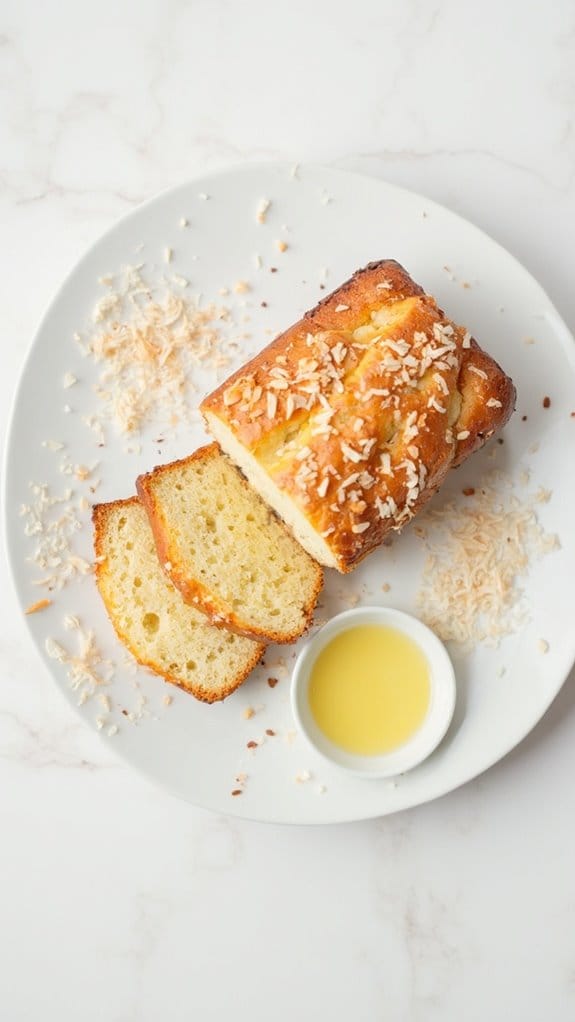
[93,498,263,702]
[136,444,323,644]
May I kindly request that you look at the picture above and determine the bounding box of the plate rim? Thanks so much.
[4,159,575,824]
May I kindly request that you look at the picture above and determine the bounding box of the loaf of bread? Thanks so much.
[136,444,323,643]
[93,498,263,702]
[201,260,516,572]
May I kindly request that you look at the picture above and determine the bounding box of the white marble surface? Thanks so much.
[1,1,575,1018]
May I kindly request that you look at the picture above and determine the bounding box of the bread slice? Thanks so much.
[92,498,263,702]
[201,260,516,572]
[136,444,323,644]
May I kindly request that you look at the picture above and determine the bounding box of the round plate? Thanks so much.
[4,163,575,824]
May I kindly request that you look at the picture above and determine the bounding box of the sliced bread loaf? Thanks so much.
[136,444,323,644]
[93,498,263,702]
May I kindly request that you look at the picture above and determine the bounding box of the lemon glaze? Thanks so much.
[308,624,430,756]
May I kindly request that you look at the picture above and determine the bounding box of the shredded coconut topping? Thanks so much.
[415,472,559,648]
[80,267,232,434]
[45,621,113,704]
[19,480,93,591]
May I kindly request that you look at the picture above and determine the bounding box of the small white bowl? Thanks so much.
[291,606,456,779]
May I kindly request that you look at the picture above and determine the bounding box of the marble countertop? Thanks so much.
[1,2,575,1019]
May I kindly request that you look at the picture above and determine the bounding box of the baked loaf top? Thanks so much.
[93,498,263,702]
[136,444,323,644]
[201,260,516,572]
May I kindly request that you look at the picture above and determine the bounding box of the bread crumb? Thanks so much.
[164,247,173,264]
[179,218,188,228]
[381,583,391,593]
[243,706,255,719]
[234,280,250,294]
[497,665,507,677]
[25,598,52,615]
[538,638,549,654]
[267,676,278,688]
[295,770,311,783]
[316,784,326,795]
[163,694,173,706]
[265,728,276,736]
[231,789,243,797]
[62,372,77,389]
[276,240,288,253]
[198,192,210,200]
[523,336,536,345]
[107,724,118,737]
[542,396,551,409]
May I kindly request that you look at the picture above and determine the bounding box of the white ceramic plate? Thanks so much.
[4,163,575,824]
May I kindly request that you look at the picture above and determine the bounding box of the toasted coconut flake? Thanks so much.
[84,270,232,434]
[25,598,52,615]
[416,472,560,648]
[352,521,370,534]
[468,364,488,380]
[256,198,271,224]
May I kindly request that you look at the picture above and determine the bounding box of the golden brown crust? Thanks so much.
[137,445,323,644]
[201,260,516,572]
[92,497,263,703]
